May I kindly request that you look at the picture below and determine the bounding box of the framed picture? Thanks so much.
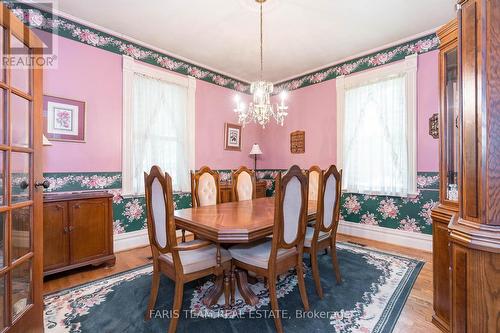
[224,123,242,151]
[43,95,86,142]
[290,130,305,154]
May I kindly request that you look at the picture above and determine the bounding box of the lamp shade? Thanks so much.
[249,143,262,155]
[43,134,53,146]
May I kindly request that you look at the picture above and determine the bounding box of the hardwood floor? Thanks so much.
[43,234,439,333]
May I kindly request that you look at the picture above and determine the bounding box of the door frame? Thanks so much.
[0,3,44,332]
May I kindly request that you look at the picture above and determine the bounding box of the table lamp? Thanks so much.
[249,143,262,170]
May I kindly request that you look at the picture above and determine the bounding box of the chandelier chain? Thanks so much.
[233,0,288,128]
[260,2,263,80]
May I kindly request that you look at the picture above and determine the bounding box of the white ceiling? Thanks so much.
[53,0,456,83]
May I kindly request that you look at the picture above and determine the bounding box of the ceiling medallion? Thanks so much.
[233,0,288,128]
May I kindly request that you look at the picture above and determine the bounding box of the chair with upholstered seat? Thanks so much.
[303,165,342,298]
[144,166,231,333]
[190,166,220,207]
[229,165,309,333]
[232,166,257,201]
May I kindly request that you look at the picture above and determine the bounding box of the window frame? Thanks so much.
[122,55,196,196]
[336,54,418,197]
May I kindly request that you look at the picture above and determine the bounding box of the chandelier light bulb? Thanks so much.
[279,91,287,101]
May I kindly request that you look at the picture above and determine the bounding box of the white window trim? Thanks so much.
[122,55,196,196]
[336,54,418,197]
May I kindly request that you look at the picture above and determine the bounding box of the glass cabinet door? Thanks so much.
[443,49,459,202]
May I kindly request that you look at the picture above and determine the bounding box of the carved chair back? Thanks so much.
[316,165,342,234]
[190,166,220,207]
[270,165,309,259]
[144,166,180,265]
[232,166,257,201]
[307,165,322,203]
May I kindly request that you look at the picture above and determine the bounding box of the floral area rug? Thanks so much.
[44,242,423,333]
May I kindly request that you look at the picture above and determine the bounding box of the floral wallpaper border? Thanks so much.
[43,172,122,192]
[5,2,439,95]
[43,170,438,235]
[5,1,250,93]
[274,33,440,93]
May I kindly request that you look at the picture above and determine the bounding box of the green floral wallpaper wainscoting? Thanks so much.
[255,170,439,235]
[43,170,438,236]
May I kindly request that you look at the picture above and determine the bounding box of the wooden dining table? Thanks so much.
[174,197,317,306]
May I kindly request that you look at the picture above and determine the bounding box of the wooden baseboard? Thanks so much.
[113,229,193,252]
[338,220,433,252]
[113,229,149,252]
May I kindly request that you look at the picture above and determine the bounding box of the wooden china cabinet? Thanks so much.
[431,18,458,333]
[432,1,500,332]
[449,1,500,332]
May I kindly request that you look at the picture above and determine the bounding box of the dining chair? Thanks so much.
[307,165,322,204]
[232,166,257,201]
[303,165,342,299]
[229,165,309,333]
[306,165,322,227]
[190,166,221,207]
[144,166,231,333]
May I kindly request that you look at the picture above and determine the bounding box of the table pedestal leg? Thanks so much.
[202,243,226,307]
[202,276,224,306]
[230,265,236,305]
[235,269,259,306]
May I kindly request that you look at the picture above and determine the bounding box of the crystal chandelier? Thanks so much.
[234,0,288,128]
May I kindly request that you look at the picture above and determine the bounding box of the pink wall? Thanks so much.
[41,31,123,172]
[258,51,440,172]
[195,81,258,169]
[39,29,438,174]
[259,80,337,170]
[416,50,440,171]
[40,31,260,173]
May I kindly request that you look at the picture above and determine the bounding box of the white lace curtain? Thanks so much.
[337,55,418,197]
[342,75,408,196]
[122,57,195,195]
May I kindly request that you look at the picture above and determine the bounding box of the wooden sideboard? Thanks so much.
[220,180,267,203]
[43,191,116,276]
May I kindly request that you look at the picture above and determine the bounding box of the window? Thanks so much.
[336,55,417,197]
[122,56,195,195]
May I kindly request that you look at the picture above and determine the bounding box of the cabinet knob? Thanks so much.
[64,226,75,233]
[74,204,80,209]
[35,180,50,189]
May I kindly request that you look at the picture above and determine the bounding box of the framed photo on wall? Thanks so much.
[43,95,86,142]
[224,123,242,151]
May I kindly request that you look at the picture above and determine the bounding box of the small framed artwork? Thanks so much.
[224,123,242,151]
[43,95,86,142]
[290,130,305,154]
